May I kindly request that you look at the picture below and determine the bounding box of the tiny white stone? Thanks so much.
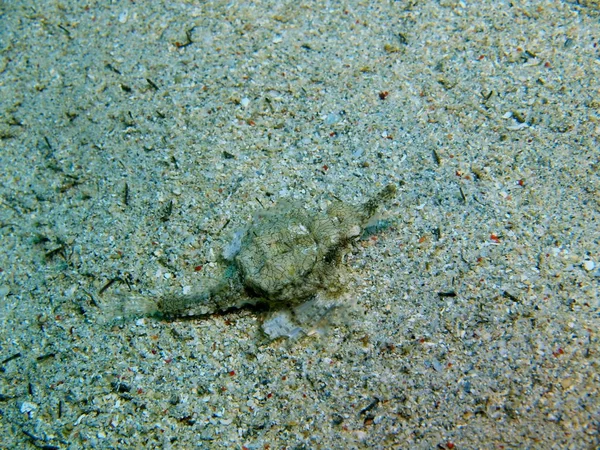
[240,97,250,108]
[20,401,38,414]
[506,121,529,131]
[583,260,595,271]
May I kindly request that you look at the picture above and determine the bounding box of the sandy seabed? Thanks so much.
[0,1,598,449]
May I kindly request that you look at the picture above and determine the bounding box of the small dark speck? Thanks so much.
[111,381,131,393]
[438,291,457,298]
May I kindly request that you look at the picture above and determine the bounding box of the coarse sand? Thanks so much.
[1,1,598,448]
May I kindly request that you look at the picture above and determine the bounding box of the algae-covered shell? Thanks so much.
[234,200,340,303]
[234,184,397,304]
[157,184,396,318]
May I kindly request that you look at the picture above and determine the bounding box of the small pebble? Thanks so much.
[19,401,38,414]
[118,10,128,24]
[582,260,595,271]
[325,112,340,125]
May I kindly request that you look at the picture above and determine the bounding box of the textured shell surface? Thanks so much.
[155,184,396,321]
[234,200,341,303]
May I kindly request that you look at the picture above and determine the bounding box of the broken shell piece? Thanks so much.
[262,311,303,340]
